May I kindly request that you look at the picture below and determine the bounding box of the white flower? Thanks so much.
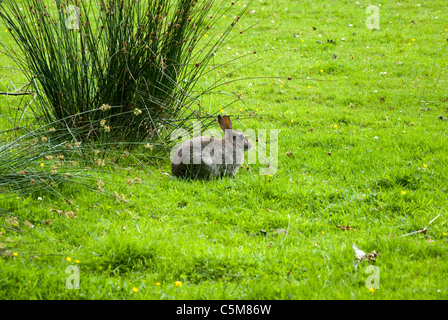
[37,197,42,201]
[374,136,378,139]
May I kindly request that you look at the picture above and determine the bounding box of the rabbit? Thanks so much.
[171,115,252,180]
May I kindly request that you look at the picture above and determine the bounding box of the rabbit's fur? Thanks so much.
[171,115,252,180]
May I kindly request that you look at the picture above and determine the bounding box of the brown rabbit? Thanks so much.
[171,115,252,179]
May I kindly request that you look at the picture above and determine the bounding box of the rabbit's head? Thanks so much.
[218,115,252,151]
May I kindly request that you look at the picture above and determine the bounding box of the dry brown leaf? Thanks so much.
[64,211,77,219]
[367,251,378,262]
[6,217,19,227]
[274,229,288,235]
[336,225,358,232]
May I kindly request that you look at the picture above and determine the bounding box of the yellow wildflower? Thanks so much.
[97,180,105,189]
[100,104,111,111]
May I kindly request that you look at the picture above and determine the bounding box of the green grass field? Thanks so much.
[0,0,447,299]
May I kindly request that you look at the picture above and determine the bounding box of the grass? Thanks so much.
[0,0,249,145]
[1,0,448,299]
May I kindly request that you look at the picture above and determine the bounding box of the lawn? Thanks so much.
[0,0,447,300]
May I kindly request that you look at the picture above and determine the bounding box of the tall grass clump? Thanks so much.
[0,118,127,200]
[0,0,249,146]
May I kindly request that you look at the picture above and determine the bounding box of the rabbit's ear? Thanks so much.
[218,115,226,132]
[223,115,233,130]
